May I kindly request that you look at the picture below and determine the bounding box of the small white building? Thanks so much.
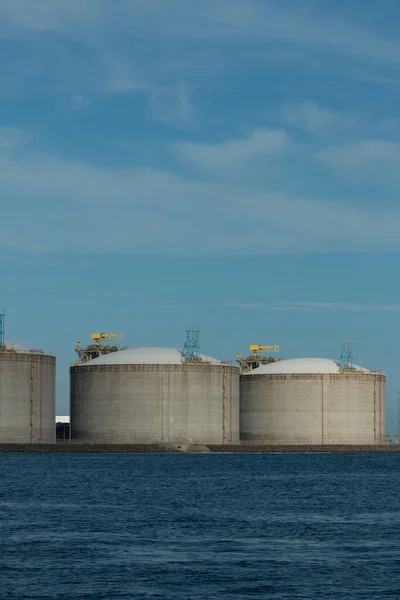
[55,414,70,424]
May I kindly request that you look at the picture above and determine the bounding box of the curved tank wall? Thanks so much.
[70,347,240,444]
[240,358,386,445]
[0,351,56,443]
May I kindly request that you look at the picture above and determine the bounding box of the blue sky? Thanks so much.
[1,0,400,429]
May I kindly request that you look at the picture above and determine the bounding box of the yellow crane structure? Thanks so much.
[249,345,280,356]
[91,333,123,345]
[237,344,281,373]
[75,332,124,364]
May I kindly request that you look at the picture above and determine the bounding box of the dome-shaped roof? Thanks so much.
[244,357,370,375]
[80,346,222,366]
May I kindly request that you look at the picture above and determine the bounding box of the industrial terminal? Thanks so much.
[0,309,391,449]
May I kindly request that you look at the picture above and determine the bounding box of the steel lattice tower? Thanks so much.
[338,338,355,370]
[181,326,200,361]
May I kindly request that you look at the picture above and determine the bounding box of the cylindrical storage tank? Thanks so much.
[0,350,56,443]
[70,347,240,444]
[240,358,386,445]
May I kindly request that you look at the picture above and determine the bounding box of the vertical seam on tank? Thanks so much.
[321,375,324,445]
[69,367,72,441]
[379,375,382,443]
[229,367,233,442]
[161,366,164,442]
[222,365,226,443]
[373,376,377,442]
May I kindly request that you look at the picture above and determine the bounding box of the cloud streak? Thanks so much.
[172,129,292,174]
[0,127,30,149]
[228,302,400,312]
[146,83,194,125]
[319,139,400,188]
[1,143,400,256]
[2,0,400,101]
[280,101,356,136]
[2,0,400,67]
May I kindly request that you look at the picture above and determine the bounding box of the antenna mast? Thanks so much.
[0,309,4,348]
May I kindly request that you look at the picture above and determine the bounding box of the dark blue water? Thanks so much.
[0,453,399,599]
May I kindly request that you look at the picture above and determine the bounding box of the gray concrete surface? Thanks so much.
[0,351,56,443]
[70,363,240,444]
[240,372,386,445]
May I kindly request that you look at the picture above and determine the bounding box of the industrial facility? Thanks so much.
[70,329,240,444]
[240,357,386,445]
[0,310,389,446]
[70,334,386,447]
[0,311,56,443]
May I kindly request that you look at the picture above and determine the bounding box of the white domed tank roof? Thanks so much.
[244,357,370,375]
[81,346,222,366]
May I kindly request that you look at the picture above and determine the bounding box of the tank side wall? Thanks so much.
[160,366,187,443]
[240,374,323,444]
[71,365,163,443]
[323,374,382,444]
[33,355,56,443]
[0,354,30,442]
[231,368,240,443]
[71,364,240,444]
[161,365,240,444]
[0,353,56,443]
[379,375,386,443]
[184,366,240,444]
[240,373,385,445]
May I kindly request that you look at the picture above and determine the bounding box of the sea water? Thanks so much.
[0,452,399,599]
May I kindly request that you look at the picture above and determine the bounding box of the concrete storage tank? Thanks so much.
[70,347,239,444]
[0,348,56,443]
[240,358,385,445]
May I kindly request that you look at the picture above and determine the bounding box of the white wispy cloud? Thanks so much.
[1,0,400,100]
[172,129,292,174]
[319,139,400,187]
[3,0,399,68]
[280,101,356,136]
[0,0,92,32]
[321,139,400,166]
[228,302,400,312]
[0,127,30,149]
[146,83,193,125]
[1,3,400,256]
[103,61,193,124]
[1,147,400,255]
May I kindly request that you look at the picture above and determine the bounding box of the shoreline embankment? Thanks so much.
[0,443,399,453]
